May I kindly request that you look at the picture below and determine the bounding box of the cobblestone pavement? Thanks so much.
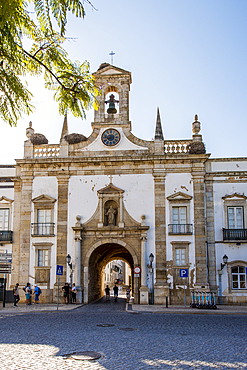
[0,297,247,370]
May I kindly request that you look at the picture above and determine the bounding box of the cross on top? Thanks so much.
[109,51,115,65]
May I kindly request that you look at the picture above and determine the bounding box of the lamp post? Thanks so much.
[219,254,228,305]
[149,253,154,305]
[221,254,229,270]
[66,254,73,304]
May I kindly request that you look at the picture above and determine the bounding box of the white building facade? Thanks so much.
[0,63,246,305]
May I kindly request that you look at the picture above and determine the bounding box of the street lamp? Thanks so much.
[149,253,154,305]
[219,254,229,305]
[66,254,73,303]
[221,254,228,270]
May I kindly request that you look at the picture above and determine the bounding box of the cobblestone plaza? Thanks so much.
[0,299,246,369]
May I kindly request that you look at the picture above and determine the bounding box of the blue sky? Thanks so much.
[1,0,247,163]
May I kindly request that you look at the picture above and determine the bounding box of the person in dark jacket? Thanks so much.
[113,285,118,302]
[62,283,70,304]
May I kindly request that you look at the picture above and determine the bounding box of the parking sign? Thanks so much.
[179,268,188,278]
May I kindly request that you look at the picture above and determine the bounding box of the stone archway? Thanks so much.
[84,240,138,303]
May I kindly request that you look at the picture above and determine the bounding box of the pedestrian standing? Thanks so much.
[105,285,110,302]
[113,284,118,302]
[62,283,70,304]
[71,283,77,303]
[25,283,31,305]
[13,283,20,307]
[126,286,131,303]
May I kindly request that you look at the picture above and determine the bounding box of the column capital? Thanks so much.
[20,175,34,183]
[153,169,166,179]
[56,174,70,182]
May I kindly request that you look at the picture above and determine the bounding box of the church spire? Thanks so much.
[154,107,164,140]
[60,113,68,142]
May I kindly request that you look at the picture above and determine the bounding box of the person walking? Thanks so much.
[71,283,77,303]
[34,284,41,304]
[105,285,110,302]
[113,284,118,302]
[126,286,131,303]
[13,283,20,307]
[62,283,70,304]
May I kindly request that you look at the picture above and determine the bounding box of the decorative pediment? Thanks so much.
[167,192,192,202]
[32,194,57,203]
[222,193,247,201]
[97,183,124,195]
[0,196,14,204]
[95,64,131,76]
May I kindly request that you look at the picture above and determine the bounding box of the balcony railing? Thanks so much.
[31,223,55,236]
[168,224,193,235]
[0,231,13,242]
[223,228,247,241]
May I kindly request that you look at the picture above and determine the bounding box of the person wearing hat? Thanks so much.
[13,283,20,307]
[34,284,40,304]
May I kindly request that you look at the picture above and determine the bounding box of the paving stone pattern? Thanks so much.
[0,298,246,369]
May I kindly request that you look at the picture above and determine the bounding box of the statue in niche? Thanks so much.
[105,206,117,225]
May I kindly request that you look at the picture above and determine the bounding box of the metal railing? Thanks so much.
[0,231,13,242]
[168,224,193,234]
[223,228,247,241]
[31,223,55,236]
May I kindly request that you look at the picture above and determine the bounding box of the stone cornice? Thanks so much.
[82,225,149,232]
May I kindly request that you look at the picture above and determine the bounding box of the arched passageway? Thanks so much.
[88,243,134,302]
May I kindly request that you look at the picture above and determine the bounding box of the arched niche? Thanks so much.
[105,90,119,114]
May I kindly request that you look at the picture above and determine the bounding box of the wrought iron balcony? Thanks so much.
[0,230,13,242]
[168,224,193,235]
[223,228,247,241]
[31,223,55,236]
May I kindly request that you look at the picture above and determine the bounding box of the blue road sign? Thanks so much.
[246,267,247,275]
[179,268,188,278]
[56,265,63,276]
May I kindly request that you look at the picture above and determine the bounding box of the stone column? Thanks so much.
[84,266,89,304]
[119,194,124,227]
[192,164,208,288]
[98,194,103,227]
[18,175,33,286]
[139,233,149,304]
[153,169,169,304]
[205,174,217,292]
[72,215,83,303]
[54,174,69,301]
[11,178,22,286]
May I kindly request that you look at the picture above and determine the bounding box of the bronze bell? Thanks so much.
[107,101,117,114]
[105,94,119,114]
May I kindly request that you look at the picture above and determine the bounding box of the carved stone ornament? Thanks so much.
[26,121,34,139]
[192,114,201,135]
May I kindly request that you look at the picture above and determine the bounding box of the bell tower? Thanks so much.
[92,63,132,129]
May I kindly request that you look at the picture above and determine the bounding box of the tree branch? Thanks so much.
[20,45,68,90]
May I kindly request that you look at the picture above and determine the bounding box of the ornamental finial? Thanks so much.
[192,114,201,135]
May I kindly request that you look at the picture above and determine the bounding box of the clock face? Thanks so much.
[102,129,120,146]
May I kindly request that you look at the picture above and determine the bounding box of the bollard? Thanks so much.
[166,296,168,308]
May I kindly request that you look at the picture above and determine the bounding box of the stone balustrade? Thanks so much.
[34,144,60,158]
[164,140,191,154]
